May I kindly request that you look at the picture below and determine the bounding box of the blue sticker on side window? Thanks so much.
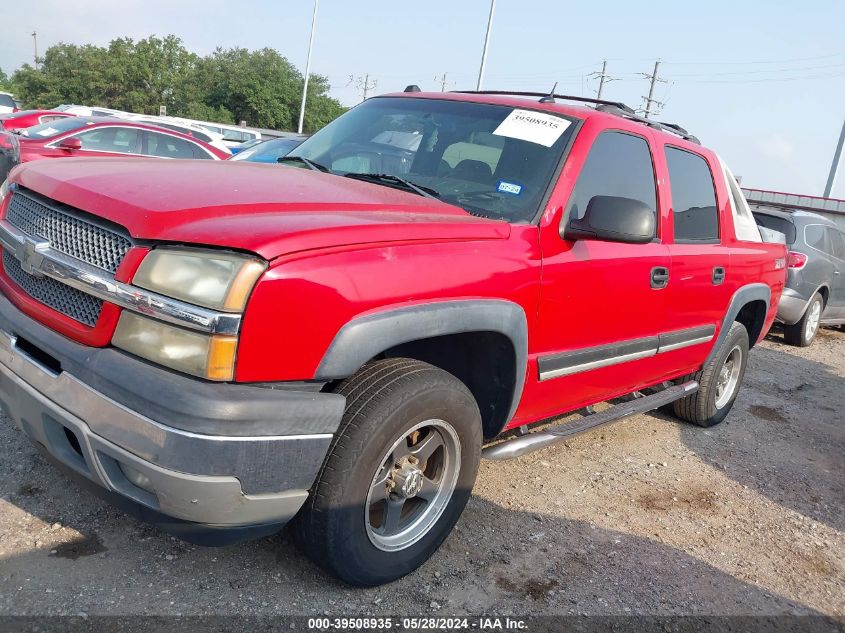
[497,180,523,196]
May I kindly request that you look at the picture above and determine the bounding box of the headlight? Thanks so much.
[112,312,237,381]
[0,179,10,205]
[133,248,266,312]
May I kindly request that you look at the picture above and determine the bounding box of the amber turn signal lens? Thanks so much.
[206,335,238,381]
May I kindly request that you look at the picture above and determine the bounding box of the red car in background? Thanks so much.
[0,110,76,133]
[16,117,229,162]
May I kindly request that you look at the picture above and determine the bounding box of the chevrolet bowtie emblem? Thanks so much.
[14,237,51,278]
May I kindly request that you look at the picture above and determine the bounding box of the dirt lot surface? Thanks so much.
[1,327,843,620]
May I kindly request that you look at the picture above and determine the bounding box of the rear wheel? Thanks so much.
[293,358,482,586]
[672,321,749,428]
[784,292,823,347]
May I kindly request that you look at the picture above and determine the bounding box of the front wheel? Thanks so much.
[672,321,749,427]
[293,358,482,586]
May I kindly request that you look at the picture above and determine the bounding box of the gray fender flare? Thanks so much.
[706,283,770,365]
[315,300,528,424]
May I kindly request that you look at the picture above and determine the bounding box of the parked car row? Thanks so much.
[53,104,263,150]
[0,104,306,182]
[16,117,230,162]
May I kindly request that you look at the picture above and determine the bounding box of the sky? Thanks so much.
[1,0,844,198]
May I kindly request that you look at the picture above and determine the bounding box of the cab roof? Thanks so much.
[379,90,702,147]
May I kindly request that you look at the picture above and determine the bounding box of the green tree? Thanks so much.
[7,35,345,132]
[0,68,11,92]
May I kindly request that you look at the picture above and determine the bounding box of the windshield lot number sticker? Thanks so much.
[493,109,570,147]
[497,180,523,195]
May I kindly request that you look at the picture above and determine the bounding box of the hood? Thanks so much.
[11,158,509,260]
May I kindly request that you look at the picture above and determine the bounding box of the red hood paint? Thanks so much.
[12,158,509,259]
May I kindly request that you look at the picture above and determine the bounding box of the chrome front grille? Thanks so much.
[6,190,132,274]
[2,250,103,327]
[1,189,132,327]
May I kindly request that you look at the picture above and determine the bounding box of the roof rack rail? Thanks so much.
[451,90,699,145]
[451,90,634,114]
[595,104,700,144]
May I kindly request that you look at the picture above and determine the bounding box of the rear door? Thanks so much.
[533,126,671,419]
[658,145,733,371]
[141,131,214,159]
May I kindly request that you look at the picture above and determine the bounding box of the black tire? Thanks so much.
[672,321,749,428]
[783,292,823,347]
[293,358,482,586]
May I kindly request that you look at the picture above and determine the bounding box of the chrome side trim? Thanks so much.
[538,325,717,381]
[658,335,713,353]
[0,219,241,335]
[538,335,658,381]
[657,325,716,353]
[540,347,656,381]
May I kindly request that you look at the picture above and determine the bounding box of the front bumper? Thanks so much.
[776,287,810,325]
[0,292,344,542]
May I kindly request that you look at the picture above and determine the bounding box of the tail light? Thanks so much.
[786,251,808,269]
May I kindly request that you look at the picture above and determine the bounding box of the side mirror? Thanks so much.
[57,137,82,152]
[562,195,655,244]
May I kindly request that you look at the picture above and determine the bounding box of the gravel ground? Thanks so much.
[0,326,843,619]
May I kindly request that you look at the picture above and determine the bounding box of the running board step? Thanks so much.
[482,381,699,461]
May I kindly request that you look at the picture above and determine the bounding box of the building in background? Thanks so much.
[742,188,845,231]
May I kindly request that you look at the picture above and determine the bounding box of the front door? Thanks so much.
[532,128,671,421]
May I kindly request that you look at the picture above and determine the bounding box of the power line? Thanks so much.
[434,72,452,92]
[663,51,845,66]
[679,70,845,84]
[348,73,378,101]
[639,60,667,119]
[667,61,845,78]
[587,59,618,100]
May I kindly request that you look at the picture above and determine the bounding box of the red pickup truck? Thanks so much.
[0,90,785,586]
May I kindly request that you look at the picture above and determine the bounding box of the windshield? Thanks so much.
[22,117,90,139]
[230,138,303,162]
[288,97,577,222]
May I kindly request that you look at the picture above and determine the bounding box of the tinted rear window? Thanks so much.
[665,146,719,242]
[0,94,15,108]
[752,213,796,244]
[22,117,90,138]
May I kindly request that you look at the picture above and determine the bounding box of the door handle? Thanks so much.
[651,266,669,289]
[712,266,726,286]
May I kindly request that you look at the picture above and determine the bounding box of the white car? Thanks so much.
[171,117,262,148]
[0,92,21,114]
[122,115,231,155]
[53,104,132,117]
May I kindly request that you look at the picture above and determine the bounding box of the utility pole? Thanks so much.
[31,31,39,69]
[588,60,616,100]
[823,118,845,198]
[297,0,318,134]
[476,0,496,90]
[435,72,450,92]
[348,74,377,102]
[640,60,667,119]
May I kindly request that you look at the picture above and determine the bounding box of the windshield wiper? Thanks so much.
[277,155,330,172]
[343,173,441,200]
